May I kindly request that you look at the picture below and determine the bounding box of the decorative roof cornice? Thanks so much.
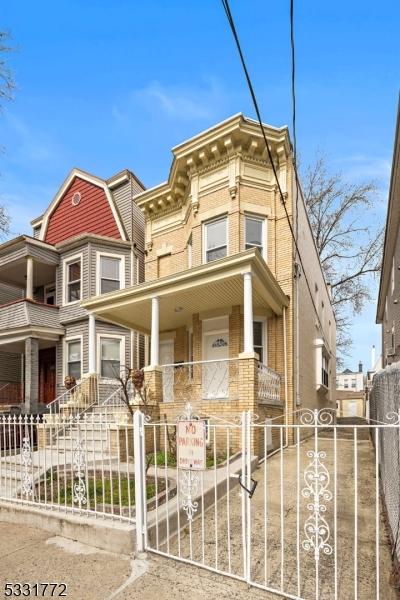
[134,114,291,219]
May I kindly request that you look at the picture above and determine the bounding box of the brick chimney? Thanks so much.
[358,361,363,373]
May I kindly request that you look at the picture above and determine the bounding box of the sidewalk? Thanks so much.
[0,522,275,600]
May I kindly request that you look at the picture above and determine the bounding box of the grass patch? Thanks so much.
[36,471,159,507]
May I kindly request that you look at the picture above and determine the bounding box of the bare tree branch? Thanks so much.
[302,152,384,362]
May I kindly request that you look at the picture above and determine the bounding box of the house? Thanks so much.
[82,114,336,437]
[0,168,145,412]
[377,101,400,365]
[336,363,366,418]
[336,363,364,392]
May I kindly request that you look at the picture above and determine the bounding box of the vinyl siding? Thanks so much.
[45,177,122,245]
[0,352,21,383]
[0,283,23,305]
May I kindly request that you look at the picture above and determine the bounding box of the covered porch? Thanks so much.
[83,249,289,409]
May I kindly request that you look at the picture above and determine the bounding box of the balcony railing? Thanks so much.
[257,362,281,404]
[0,299,60,331]
[161,359,239,403]
[48,376,99,418]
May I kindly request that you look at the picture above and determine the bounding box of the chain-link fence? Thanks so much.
[370,364,400,566]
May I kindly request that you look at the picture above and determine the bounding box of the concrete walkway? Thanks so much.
[0,522,276,600]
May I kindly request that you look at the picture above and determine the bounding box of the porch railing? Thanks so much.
[161,358,239,403]
[257,362,281,404]
[0,382,23,405]
[48,376,99,417]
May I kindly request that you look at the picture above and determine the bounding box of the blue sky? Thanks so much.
[1,0,399,371]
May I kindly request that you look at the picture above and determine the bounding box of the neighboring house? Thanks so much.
[336,363,366,418]
[336,363,365,391]
[0,168,145,412]
[83,114,336,432]
[377,101,400,365]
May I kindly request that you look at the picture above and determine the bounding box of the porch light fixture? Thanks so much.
[174,306,183,313]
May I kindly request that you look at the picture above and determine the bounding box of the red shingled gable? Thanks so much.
[44,177,122,245]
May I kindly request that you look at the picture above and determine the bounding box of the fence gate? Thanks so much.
[134,406,397,600]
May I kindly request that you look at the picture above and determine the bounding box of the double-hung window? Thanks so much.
[99,255,122,294]
[99,337,122,378]
[66,258,81,303]
[66,339,82,380]
[204,217,227,263]
[245,215,264,257]
[253,320,265,364]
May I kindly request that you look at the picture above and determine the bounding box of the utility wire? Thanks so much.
[221,0,329,346]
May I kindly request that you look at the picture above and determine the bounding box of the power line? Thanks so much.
[220,0,329,347]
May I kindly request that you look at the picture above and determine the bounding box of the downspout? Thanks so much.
[283,305,289,447]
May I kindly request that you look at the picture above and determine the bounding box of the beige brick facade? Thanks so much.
[84,115,336,452]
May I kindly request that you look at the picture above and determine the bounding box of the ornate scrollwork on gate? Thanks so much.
[72,437,87,506]
[180,469,200,521]
[21,436,33,496]
[299,408,335,426]
[301,449,333,560]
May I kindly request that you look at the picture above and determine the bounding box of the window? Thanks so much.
[204,217,227,262]
[245,215,264,256]
[44,284,56,306]
[99,256,122,294]
[65,258,81,303]
[392,257,395,294]
[66,339,82,380]
[351,379,356,388]
[253,320,265,364]
[187,235,193,269]
[100,337,122,378]
[344,379,349,389]
[322,355,329,388]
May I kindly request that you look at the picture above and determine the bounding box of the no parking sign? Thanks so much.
[177,420,206,470]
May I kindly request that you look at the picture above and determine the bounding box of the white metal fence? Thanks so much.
[0,405,395,599]
[0,413,136,522]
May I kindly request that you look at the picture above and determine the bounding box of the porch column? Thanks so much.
[243,271,254,354]
[150,296,159,366]
[24,337,39,413]
[88,313,96,373]
[26,257,34,299]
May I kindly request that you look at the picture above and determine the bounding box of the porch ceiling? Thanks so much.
[0,259,56,288]
[83,249,290,334]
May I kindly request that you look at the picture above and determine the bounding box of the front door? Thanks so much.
[39,347,56,404]
[203,330,229,399]
[160,340,174,403]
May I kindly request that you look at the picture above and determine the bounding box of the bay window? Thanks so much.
[99,255,122,294]
[66,339,82,380]
[245,215,265,257]
[66,258,81,303]
[99,336,122,378]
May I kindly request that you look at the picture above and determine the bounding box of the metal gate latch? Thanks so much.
[238,474,258,498]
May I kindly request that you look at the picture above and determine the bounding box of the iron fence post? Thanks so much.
[134,409,147,557]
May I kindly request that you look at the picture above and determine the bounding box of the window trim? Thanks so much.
[203,215,228,264]
[245,213,267,260]
[96,251,125,296]
[62,253,83,306]
[63,335,83,382]
[253,316,268,365]
[96,333,125,381]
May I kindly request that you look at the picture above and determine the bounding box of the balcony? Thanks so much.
[0,299,63,344]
